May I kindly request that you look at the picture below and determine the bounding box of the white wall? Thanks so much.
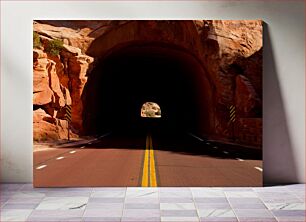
[1,1,305,184]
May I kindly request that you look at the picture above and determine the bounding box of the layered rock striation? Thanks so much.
[195,20,262,146]
[33,22,94,141]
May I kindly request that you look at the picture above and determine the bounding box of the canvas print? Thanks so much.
[33,20,263,187]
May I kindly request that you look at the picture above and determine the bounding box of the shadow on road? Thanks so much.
[56,130,262,161]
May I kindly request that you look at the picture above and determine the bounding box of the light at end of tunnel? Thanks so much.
[141,102,161,118]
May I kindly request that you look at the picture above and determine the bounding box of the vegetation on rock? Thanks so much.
[46,39,64,56]
[33,31,41,48]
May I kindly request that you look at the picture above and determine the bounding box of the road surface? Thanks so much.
[34,132,262,187]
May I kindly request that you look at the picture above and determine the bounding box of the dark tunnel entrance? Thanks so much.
[82,43,213,137]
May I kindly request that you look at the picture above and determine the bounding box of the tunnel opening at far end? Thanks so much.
[82,43,214,136]
[141,102,161,118]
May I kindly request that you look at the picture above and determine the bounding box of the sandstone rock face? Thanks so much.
[69,55,94,129]
[235,75,261,117]
[33,32,93,140]
[33,22,94,53]
[196,20,262,146]
[235,118,262,147]
[33,109,59,141]
[199,20,262,105]
[48,60,66,108]
[33,50,70,110]
[33,21,127,53]
[33,51,53,105]
[33,108,77,141]
[210,20,262,61]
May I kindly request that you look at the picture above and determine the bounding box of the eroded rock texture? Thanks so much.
[195,20,262,146]
[33,23,94,141]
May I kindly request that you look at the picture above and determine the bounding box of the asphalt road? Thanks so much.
[34,132,262,187]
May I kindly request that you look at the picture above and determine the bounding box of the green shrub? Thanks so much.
[46,39,64,56]
[33,31,41,48]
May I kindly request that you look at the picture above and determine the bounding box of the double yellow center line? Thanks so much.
[141,133,157,187]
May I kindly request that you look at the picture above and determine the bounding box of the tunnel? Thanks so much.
[82,42,214,137]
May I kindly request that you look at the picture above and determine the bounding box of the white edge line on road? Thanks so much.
[98,132,112,140]
[255,167,263,172]
[206,142,210,145]
[223,151,229,154]
[80,146,85,149]
[56,156,64,160]
[236,158,244,161]
[213,146,218,149]
[86,132,112,145]
[36,165,47,170]
[69,150,76,154]
[188,133,204,141]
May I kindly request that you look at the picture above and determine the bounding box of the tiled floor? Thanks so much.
[0,184,304,222]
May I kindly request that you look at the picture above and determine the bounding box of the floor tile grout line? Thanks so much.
[0,192,12,208]
[289,189,305,202]
[190,187,201,222]
[158,186,161,222]
[254,188,281,222]
[22,206,36,221]
[21,186,48,221]
[80,187,93,222]
[18,184,24,192]
[120,187,127,222]
[224,189,239,222]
